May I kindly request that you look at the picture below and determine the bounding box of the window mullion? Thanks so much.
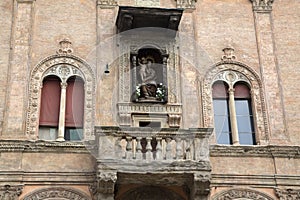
[57,82,68,141]
[228,87,239,145]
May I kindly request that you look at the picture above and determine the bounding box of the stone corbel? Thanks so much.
[168,114,181,128]
[119,112,131,126]
[249,0,274,12]
[193,173,211,200]
[90,171,117,200]
[0,185,23,200]
[276,188,300,200]
[175,0,197,9]
[97,0,117,8]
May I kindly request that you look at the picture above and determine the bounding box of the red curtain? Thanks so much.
[234,83,250,98]
[39,76,61,126]
[212,81,229,98]
[65,77,84,127]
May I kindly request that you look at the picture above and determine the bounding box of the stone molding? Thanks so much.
[22,187,91,200]
[212,188,274,200]
[210,145,300,158]
[175,0,197,9]
[0,140,89,153]
[90,171,117,199]
[202,59,269,145]
[249,0,274,12]
[276,188,300,200]
[0,185,23,200]
[26,54,96,140]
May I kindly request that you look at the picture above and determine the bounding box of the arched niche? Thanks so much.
[22,187,91,200]
[26,54,96,140]
[211,188,274,200]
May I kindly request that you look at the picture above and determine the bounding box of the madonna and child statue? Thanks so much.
[135,56,166,102]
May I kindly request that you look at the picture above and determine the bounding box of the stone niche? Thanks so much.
[116,6,183,128]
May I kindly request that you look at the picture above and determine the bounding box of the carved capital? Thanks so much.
[250,0,274,12]
[0,185,23,200]
[276,188,300,200]
[91,171,117,196]
[175,0,197,9]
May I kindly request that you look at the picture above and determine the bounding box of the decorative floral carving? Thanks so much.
[276,188,300,200]
[249,0,274,12]
[26,55,96,140]
[57,38,73,55]
[23,187,90,200]
[175,0,197,9]
[202,60,269,144]
[0,185,23,200]
[212,188,274,200]
[90,171,117,199]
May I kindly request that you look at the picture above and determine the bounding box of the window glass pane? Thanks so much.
[213,99,231,144]
[214,116,230,133]
[39,127,58,140]
[236,116,253,133]
[65,128,83,141]
[213,100,229,115]
[216,132,231,145]
[235,100,251,115]
[239,133,255,145]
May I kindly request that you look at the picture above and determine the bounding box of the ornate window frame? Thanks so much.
[211,188,274,200]
[202,61,269,145]
[26,54,96,140]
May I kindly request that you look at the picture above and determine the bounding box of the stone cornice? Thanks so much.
[210,145,300,158]
[249,0,274,13]
[0,140,90,153]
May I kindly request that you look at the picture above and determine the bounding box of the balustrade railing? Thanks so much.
[95,127,212,163]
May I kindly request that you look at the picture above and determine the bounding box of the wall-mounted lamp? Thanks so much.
[104,64,110,74]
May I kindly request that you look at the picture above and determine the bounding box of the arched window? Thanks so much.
[65,76,84,141]
[234,82,255,145]
[212,81,231,144]
[38,74,85,141]
[39,76,61,140]
[212,79,256,145]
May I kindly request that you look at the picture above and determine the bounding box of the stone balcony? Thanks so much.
[93,126,213,199]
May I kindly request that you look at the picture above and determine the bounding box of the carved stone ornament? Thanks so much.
[23,187,91,200]
[175,0,197,9]
[0,185,23,200]
[26,54,96,140]
[249,0,274,12]
[212,188,274,200]
[57,38,73,55]
[202,61,269,144]
[90,171,117,199]
[97,0,117,7]
[276,188,300,200]
[221,47,236,61]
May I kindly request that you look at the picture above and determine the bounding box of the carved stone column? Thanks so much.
[250,0,286,142]
[0,185,23,200]
[228,88,239,145]
[57,82,67,141]
[2,0,35,138]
